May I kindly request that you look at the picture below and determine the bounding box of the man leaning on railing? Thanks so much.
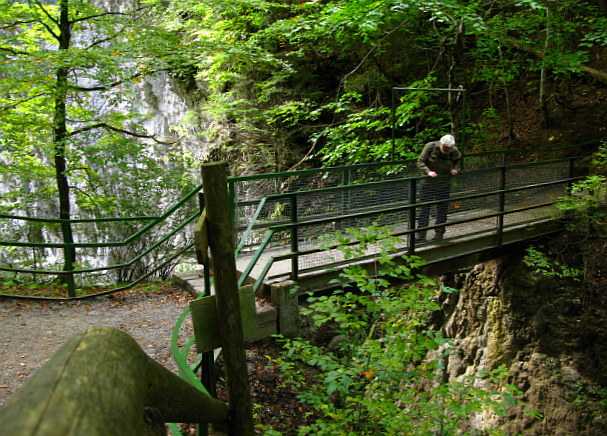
[416,134,462,242]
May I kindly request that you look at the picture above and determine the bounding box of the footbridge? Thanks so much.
[217,145,589,296]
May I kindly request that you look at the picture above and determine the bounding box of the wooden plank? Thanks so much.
[190,286,259,353]
[190,295,219,352]
[194,208,208,264]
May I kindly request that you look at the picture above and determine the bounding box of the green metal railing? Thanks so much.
[234,156,581,290]
[0,183,204,298]
[227,144,591,254]
[0,142,596,298]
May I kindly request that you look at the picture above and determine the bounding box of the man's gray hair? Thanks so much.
[440,134,455,148]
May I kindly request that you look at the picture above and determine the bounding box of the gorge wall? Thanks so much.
[434,239,607,435]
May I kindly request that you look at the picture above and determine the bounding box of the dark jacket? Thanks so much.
[417,141,462,176]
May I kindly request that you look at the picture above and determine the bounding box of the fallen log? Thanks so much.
[0,326,229,436]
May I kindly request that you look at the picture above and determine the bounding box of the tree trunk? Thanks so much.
[498,46,516,138]
[505,36,607,86]
[54,0,76,295]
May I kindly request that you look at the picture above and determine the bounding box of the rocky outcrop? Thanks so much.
[435,253,607,435]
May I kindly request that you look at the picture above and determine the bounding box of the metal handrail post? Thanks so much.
[496,166,506,246]
[408,178,417,254]
[290,193,299,281]
[60,221,76,297]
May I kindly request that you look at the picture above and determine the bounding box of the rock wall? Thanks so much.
[434,254,607,435]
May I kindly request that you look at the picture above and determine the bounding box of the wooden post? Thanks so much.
[201,162,255,436]
[270,280,299,337]
[0,327,229,436]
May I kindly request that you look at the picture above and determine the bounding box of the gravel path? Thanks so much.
[0,288,194,407]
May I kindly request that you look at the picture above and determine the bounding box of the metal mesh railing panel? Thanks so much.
[450,170,501,212]
[345,182,411,214]
[293,205,412,273]
[445,192,500,236]
[232,152,582,248]
[443,216,498,240]
[347,161,419,183]
[233,152,589,281]
[297,191,346,220]
[462,153,506,171]
[235,197,292,251]
[506,162,570,190]
[237,179,416,251]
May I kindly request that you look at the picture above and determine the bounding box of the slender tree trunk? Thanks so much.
[539,8,551,126]
[54,0,76,296]
[497,46,515,139]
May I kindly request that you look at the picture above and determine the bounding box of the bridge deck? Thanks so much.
[236,204,562,293]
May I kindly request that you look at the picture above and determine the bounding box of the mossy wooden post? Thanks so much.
[270,280,299,337]
[0,327,229,436]
[201,162,255,436]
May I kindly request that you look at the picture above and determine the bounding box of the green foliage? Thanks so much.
[556,144,607,232]
[163,1,480,169]
[522,246,583,281]
[0,0,195,215]
[272,224,525,435]
[581,16,607,47]
[557,175,607,216]
[572,381,607,420]
[0,0,201,285]
[160,0,607,170]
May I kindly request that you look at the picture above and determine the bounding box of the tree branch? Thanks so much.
[69,122,175,144]
[0,46,32,56]
[0,93,49,113]
[69,71,144,92]
[31,0,60,41]
[341,18,411,88]
[504,37,607,86]
[1,19,39,30]
[70,6,149,25]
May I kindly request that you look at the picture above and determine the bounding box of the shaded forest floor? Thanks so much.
[0,285,194,406]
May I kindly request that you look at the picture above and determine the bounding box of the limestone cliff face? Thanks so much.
[434,254,607,435]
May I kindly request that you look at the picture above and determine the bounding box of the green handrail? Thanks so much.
[0,183,203,250]
[0,182,204,297]
[236,156,584,289]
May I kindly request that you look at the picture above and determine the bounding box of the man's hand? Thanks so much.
[428,171,438,177]
[450,169,458,176]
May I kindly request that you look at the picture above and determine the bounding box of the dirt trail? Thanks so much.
[0,288,194,406]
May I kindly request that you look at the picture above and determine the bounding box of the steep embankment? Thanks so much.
[434,231,607,434]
